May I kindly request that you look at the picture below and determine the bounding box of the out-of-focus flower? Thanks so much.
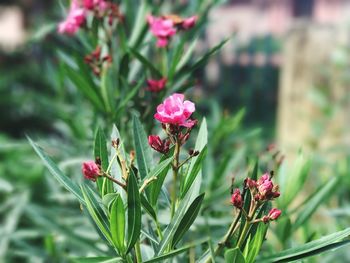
[83,0,108,11]
[82,161,100,181]
[147,15,177,47]
[181,16,197,29]
[231,189,243,208]
[246,178,257,189]
[154,93,196,128]
[147,78,167,92]
[58,0,86,35]
[148,135,170,154]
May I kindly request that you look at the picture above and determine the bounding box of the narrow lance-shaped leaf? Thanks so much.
[156,191,203,255]
[133,115,153,179]
[126,170,142,253]
[293,177,339,231]
[110,195,126,254]
[171,193,205,248]
[181,147,207,198]
[27,137,85,204]
[224,247,246,263]
[148,157,173,206]
[257,227,350,263]
[94,128,112,195]
[81,185,113,246]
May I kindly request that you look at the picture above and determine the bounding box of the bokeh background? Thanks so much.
[1,0,350,262]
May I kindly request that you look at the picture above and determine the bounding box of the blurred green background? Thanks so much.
[1,0,350,262]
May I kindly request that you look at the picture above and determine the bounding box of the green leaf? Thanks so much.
[257,227,350,262]
[81,185,113,245]
[244,223,268,263]
[140,194,157,222]
[181,147,207,198]
[293,177,339,230]
[148,157,173,206]
[63,64,104,111]
[94,128,112,195]
[182,119,207,199]
[27,137,84,204]
[156,191,203,255]
[126,170,142,253]
[129,47,162,78]
[133,115,153,179]
[171,193,205,247]
[110,195,126,254]
[224,247,246,263]
[71,257,123,263]
[145,238,208,263]
[176,38,229,79]
[278,152,311,207]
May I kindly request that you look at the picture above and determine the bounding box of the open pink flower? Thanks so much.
[58,0,86,35]
[154,93,196,128]
[147,15,177,47]
[147,78,167,92]
[82,161,100,181]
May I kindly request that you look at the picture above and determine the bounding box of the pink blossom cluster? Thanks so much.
[58,0,109,35]
[147,15,197,47]
[231,172,282,223]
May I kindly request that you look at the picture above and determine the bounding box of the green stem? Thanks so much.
[135,240,142,263]
[208,210,242,263]
[106,152,118,174]
[236,220,250,248]
[170,137,181,218]
[156,220,163,239]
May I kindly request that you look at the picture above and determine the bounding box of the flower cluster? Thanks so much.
[58,0,86,35]
[58,0,123,35]
[148,93,196,153]
[147,15,197,47]
[231,172,282,224]
[84,46,112,76]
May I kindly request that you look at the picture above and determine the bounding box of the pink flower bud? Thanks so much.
[231,189,243,208]
[257,173,270,185]
[246,178,257,189]
[154,93,196,128]
[148,135,170,154]
[82,161,100,181]
[181,16,197,29]
[258,180,273,196]
[147,78,167,92]
[268,208,282,220]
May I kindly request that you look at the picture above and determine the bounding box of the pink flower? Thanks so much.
[258,180,273,197]
[83,0,108,11]
[148,135,170,154]
[257,173,270,185]
[268,208,282,220]
[147,78,167,92]
[58,0,86,35]
[82,161,100,181]
[231,189,243,208]
[147,15,177,47]
[154,93,196,128]
[181,16,197,29]
[246,178,257,189]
